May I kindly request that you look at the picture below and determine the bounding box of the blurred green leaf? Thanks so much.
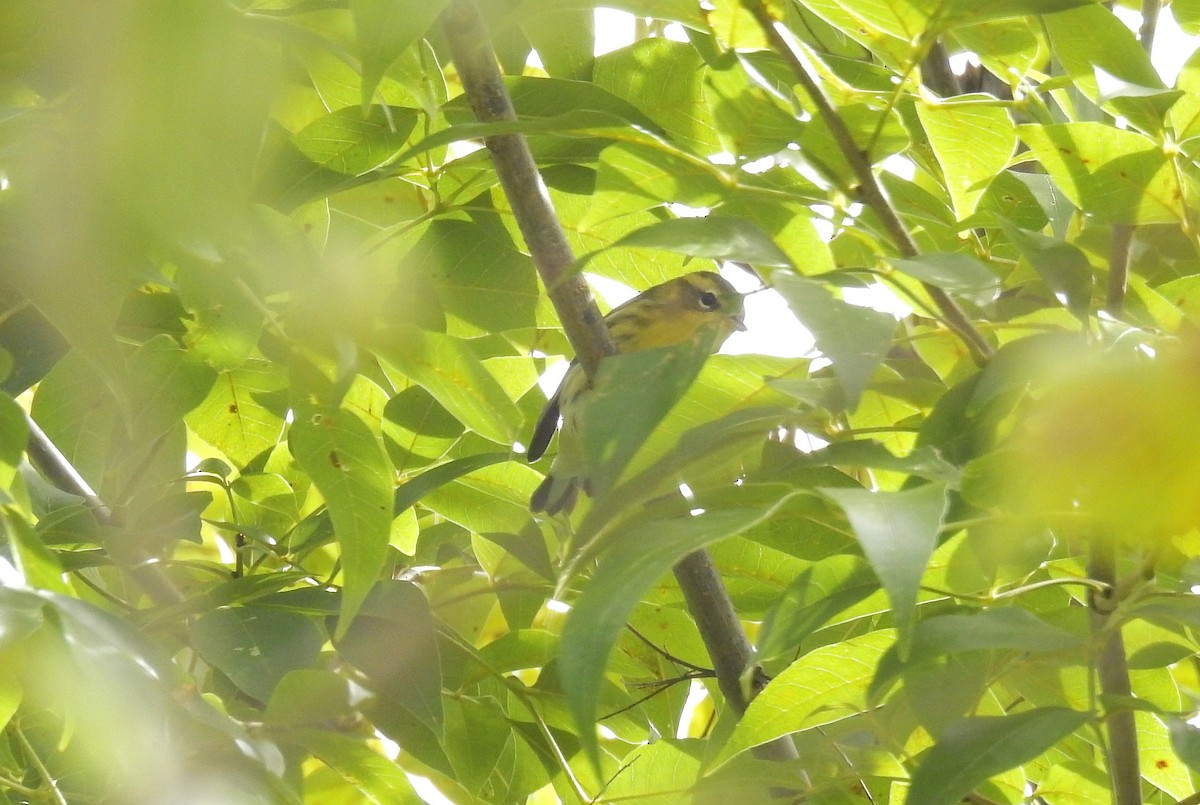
[908,708,1092,805]
[334,581,442,734]
[287,728,424,804]
[376,326,522,446]
[888,253,1002,307]
[613,217,794,267]
[351,0,447,110]
[190,607,324,702]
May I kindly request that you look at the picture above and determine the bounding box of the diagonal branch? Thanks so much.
[24,414,183,605]
[439,0,614,378]
[739,0,994,365]
[441,0,797,765]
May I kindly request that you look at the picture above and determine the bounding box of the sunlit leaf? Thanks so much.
[376,325,522,446]
[908,708,1092,805]
[773,272,895,410]
[917,100,1015,220]
[713,630,895,766]
[290,405,393,635]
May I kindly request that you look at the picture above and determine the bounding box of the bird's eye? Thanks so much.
[698,290,719,310]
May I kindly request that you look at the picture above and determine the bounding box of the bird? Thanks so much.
[527,271,746,515]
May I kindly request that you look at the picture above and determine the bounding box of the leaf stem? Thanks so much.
[738,0,994,365]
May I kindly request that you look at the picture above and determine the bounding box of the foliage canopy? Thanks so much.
[3,0,1200,803]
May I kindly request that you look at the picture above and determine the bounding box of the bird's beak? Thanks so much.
[729,311,747,332]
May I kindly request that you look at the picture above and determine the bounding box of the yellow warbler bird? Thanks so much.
[527,271,746,515]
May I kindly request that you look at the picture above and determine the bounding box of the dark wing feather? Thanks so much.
[526,388,562,462]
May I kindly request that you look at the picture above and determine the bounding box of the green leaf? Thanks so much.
[613,217,794,267]
[940,0,1102,28]
[352,0,447,110]
[756,554,879,663]
[0,394,29,479]
[189,607,324,702]
[579,331,727,498]
[603,740,702,801]
[187,360,288,468]
[1016,122,1184,224]
[821,483,948,659]
[377,326,522,446]
[288,728,423,805]
[912,608,1084,653]
[518,10,594,80]
[791,440,962,486]
[593,38,719,153]
[713,630,894,767]
[407,219,539,335]
[559,488,800,761]
[293,106,418,175]
[265,670,359,728]
[1169,718,1200,773]
[908,708,1092,805]
[1,508,70,594]
[916,99,1015,220]
[126,334,218,443]
[290,406,394,635]
[997,219,1094,319]
[887,253,1001,307]
[576,406,798,563]
[1177,0,1200,34]
[772,272,896,409]
[393,452,512,514]
[1043,5,1177,134]
[334,581,442,734]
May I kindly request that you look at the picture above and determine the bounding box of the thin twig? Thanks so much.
[739,0,994,365]
[625,624,712,674]
[601,671,707,722]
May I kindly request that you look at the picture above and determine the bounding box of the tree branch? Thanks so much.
[24,414,183,605]
[441,0,797,764]
[1088,539,1142,805]
[739,0,994,365]
[1107,224,1133,316]
[1139,0,1162,52]
[439,0,614,378]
